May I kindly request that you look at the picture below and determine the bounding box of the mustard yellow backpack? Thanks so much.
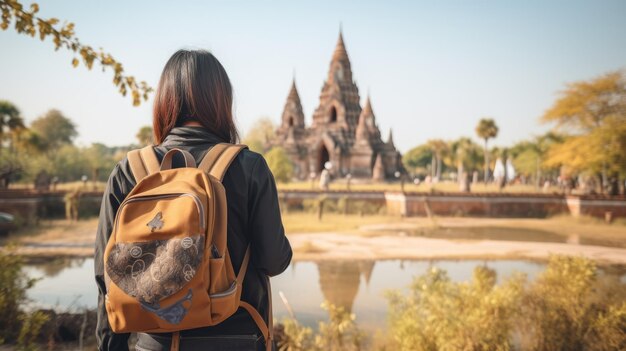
[103,143,272,351]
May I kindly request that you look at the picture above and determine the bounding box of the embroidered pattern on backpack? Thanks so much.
[146,212,164,232]
[105,235,204,304]
[140,289,193,325]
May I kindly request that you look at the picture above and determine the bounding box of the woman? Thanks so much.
[94,49,292,351]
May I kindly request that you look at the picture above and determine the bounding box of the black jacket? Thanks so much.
[94,126,292,350]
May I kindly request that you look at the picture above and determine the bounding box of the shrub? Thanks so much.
[386,256,626,351]
[265,147,294,183]
[520,255,626,350]
[0,247,38,344]
[17,311,49,351]
[277,302,365,351]
[386,266,524,351]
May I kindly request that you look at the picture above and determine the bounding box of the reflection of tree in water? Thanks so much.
[317,260,376,313]
[30,258,85,278]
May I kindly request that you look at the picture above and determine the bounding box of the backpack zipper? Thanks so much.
[114,193,206,234]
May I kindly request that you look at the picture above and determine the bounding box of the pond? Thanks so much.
[406,226,626,248]
[24,258,547,329]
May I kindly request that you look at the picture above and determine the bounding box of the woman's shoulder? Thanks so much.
[107,152,139,189]
[237,147,268,171]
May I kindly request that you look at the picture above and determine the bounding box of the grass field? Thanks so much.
[281,212,403,234]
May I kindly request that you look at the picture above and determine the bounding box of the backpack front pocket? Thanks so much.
[106,235,205,304]
[107,192,208,304]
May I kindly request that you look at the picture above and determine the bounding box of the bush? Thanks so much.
[265,147,294,183]
[520,255,626,350]
[386,266,524,351]
[0,247,48,348]
[385,255,626,351]
[276,302,365,351]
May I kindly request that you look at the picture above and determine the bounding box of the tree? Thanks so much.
[426,139,448,180]
[242,117,276,154]
[0,150,23,188]
[402,145,433,176]
[544,118,626,179]
[541,71,626,133]
[30,109,77,149]
[0,0,152,105]
[84,143,115,185]
[136,125,153,146]
[265,147,293,183]
[475,118,499,182]
[510,133,563,188]
[450,137,483,184]
[540,71,626,189]
[0,100,25,151]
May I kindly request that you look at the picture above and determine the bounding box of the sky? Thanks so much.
[1,0,625,153]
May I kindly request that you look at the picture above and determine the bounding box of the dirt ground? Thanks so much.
[3,214,626,265]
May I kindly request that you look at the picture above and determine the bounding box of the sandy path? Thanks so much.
[289,233,626,264]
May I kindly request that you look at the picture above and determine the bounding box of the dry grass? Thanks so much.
[282,212,403,234]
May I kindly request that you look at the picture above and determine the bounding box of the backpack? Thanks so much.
[103,143,273,351]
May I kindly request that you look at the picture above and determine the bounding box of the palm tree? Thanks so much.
[426,139,449,181]
[0,101,25,152]
[475,118,499,183]
[450,137,472,181]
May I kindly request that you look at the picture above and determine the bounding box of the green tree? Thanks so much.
[510,133,563,188]
[426,139,448,180]
[243,117,276,154]
[0,150,23,188]
[475,118,499,182]
[0,100,25,151]
[265,147,293,183]
[0,0,152,105]
[449,137,483,183]
[0,101,26,187]
[30,109,77,149]
[402,144,433,176]
[136,125,153,146]
[84,143,115,185]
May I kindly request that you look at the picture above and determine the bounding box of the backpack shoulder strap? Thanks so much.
[198,143,248,181]
[238,246,273,351]
[126,145,160,183]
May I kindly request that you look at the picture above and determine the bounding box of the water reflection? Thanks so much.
[317,260,375,313]
[24,258,624,329]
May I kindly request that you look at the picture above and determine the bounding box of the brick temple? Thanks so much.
[270,31,402,180]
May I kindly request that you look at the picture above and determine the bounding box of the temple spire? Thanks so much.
[280,77,305,130]
[332,28,349,63]
[387,129,395,147]
[362,95,373,118]
[287,76,300,103]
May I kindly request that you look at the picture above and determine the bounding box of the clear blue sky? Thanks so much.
[2,0,625,153]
